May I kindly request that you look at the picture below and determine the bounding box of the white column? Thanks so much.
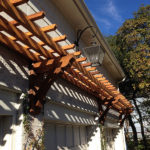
[114,128,126,150]
[87,126,101,150]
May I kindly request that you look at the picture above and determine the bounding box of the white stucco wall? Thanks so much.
[0,0,126,150]
[0,45,28,150]
[87,126,101,150]
[0,88,24,150]
[114,128,127,150]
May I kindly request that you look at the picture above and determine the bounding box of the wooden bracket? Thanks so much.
[97,100,104,118]
[119,112,123,122]
[120,113,128,127]
[119,109,130,127]
[29,55,74,115]
[99,98,115,125]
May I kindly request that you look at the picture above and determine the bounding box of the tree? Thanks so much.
[106,5,150,149]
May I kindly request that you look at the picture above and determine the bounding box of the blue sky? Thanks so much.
[84,0,150,36]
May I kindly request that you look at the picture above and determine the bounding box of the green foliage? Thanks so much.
[127,139,150,150]
[106,5,150,98]
[22,93,45,150]
[106,5,150,149]
[100,125,106,150]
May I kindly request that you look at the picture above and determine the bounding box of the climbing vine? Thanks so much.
[22,93,45,150]
[100,125,106,150]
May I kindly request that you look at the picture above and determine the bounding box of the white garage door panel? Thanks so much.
[45,123,88,150]
[80,126,86,145]
[56,125,65,148]
[44,124,56,150]
[0,116,12,150]
[66,125,73,147]
[74,126,80,146]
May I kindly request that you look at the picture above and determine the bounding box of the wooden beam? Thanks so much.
[71,51,81,56]
[0,0,113,100]
[10,11,45,26]
[10,0,28,6]
[32,54,74,73]
[118,99,130,108]
[29,55,74,114]
[106,85,115,87]
[101,80,109,83]
[67,67,110,99]
[99,98,115,124]
[25,24,57,37]
[90,71,100,75]
[0,1,111,101]
[67,68,97,93]
[0,16,54,58]
[81,62,92,67]
[62,44,75,51]
[97,100,104,116]
[86,67,96,71]
[97,77,106,81]
[35,35,67,46]
[103,82,111,85]
[63,71,105,100]
[116,101,126,109]
[62,72,92,95]
[32,59,55,69]
[0,32,40,61]
[107,87,115,90]
[0,0,132,110]
[53,35,67,42]
[120,114,128,127]
[94,74,103,78]
[8,24,57,41]
[76,57,87,62]
[0,0,64,56]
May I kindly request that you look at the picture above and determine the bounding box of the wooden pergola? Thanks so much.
[0,0,133,125]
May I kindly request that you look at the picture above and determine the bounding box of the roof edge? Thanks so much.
[73,0,125,80]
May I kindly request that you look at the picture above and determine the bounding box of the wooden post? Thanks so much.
[99,98,115,125]
[29,55,74,115]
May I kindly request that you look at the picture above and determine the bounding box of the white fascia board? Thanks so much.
[73,0,125,80]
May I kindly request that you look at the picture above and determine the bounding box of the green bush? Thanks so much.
[127,139,150,150]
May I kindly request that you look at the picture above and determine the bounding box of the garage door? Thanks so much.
[0,116,12,150]
[44,123,88,150]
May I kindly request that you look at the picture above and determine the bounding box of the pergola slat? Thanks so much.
[10,11,45,26]
[81,62,92,67]
[94,74,103,78]
[0,0,133,112]
[62,44,75,51]
[0,15,54,58]
[0,32,40,61]
[86,67,96,71]
[0,0,113,99]
[0,0,119,103]
[71,51,81,56]
[10,0,28,6]
[76,57,87,62]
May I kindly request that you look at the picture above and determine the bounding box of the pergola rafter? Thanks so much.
[0,0,133,117]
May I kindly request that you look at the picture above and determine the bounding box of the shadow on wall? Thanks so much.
[0,38,101,150]
[0,44,29,91]
[47,78,98,112]
[0,91,23,148]
[44,123,99,150]
[0,1,100,148]
[0,43,98,148]
[104,128,120,150]
[0,45,29,148]
[43,75,100,126]
[29,0,76,45]
[0,116,13,147]
[0,44,121,150]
